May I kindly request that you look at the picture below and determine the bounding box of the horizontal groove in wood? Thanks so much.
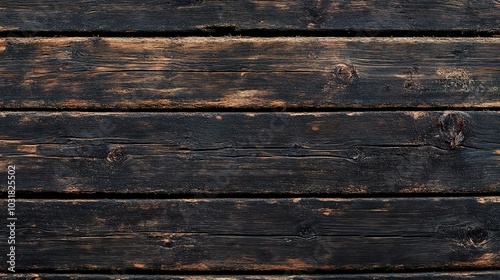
[0,1,499,32]
[0,37,499,109]
[1,198,499,271]
[0,111,498,194]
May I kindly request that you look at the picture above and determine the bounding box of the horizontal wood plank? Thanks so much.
[2,272,500,279]
[1,111,499,194]
[1,1,499,32]
[1,198,499,271]
[0,37,499,109]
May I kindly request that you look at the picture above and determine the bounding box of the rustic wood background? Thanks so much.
[1,1,499,279]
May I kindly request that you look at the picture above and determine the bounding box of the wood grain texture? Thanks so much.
[1,198,499,271]
[2,272,500,280]
[0,0,499,32]
[0,37,499,109]
[0,111,499,194]
[1,0,499,279]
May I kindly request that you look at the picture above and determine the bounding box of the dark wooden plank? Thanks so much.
[2,272,500,279]
[1,198,499,271]
[1,1,499,32]
[0,37,499,109]
[1,111,499,194]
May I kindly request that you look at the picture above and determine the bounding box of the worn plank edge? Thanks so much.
[1,271,500,279]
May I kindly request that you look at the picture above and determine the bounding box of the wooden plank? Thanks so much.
[2,272,500,279]
[0,37,499,109]
[1,198,499,271]
[1,111,499,194]
[0,1,499,32]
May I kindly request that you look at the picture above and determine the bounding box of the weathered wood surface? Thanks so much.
[1,111,499,194]
[1,37,499,109]
[1,2,499,277]
[2,272,500,280]
[1,1,499,32]
[1,198,499,271]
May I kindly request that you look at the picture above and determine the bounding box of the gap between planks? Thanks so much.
[2,270,500,278]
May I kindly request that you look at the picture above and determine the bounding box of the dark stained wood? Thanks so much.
[2,272,500,279]
[1,198,499,271]
[1,111,499,194]
[1,0,499,279]
[0,1,499,32]
[0,38,499,109]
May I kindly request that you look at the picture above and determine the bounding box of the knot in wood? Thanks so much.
[467,227,488,246]
[333,64,355,85]
[439,112,466,149]
[297,224,317,239]
[347,147,365,162]
[107,146,126,163]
